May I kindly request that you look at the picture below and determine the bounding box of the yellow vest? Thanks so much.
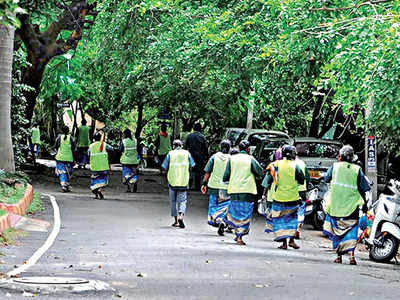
[55,135,73,162]
[326,162,364,217]
[273,159,299,202]
[120,138,139,165]
[89,142,109,171]
[227,153,257,195]
[167,149,190,187]
[208,152,230,190]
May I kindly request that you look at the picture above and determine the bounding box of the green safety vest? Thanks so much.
[120,138,139,165]
[167,149,190,187]
[89,141,109,171]
[77,125,90,147]
[158,134,171,155]
[267,181,275,202]
[326,162,364,217]
[32,127,41,144]
[227,153,257,195]
[296,158,307,192]
[208,152,230,190]
[55,135,73,162]
[273,159,299,202]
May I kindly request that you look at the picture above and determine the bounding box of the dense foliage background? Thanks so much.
[3,0,400,167]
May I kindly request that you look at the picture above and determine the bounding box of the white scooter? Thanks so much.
[365,179,400,263]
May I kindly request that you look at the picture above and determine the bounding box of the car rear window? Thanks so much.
[295,142,341,158]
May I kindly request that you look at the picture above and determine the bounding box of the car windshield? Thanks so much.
[295,142,341,158]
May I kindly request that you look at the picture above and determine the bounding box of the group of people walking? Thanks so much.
[190,140,368,265]
[54,123,141,198]
[50,120,371,265]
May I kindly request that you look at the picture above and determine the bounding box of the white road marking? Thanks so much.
[7,194,61,277]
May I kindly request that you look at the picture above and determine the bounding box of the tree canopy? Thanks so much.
[8,0,400,160]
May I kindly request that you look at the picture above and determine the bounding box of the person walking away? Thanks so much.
[262,145,304,250]
[55,125,75,192]
[295,154,310,239]
[201,140,231,235]
[28,124,41,166]
[323,145,370,265]
[89,132,113,199]
[120,129,140,193]
[185,123,208,190]
[155,123,172,174]
[162,140,195,228]
[146,137,156,168]
[262,148,284,234]
[222,140,263,245]
[76,119,90,169]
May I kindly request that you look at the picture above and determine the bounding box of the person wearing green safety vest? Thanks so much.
[262,145,304,250]
[295,154,310,240]
[262,148,284,234]
[222,140,264,246]
[323,145,371,266]
[55,125,75,192]
[76,119,90,169]
[89,131,113,199]
[28,124,41,165]
[201,140,231,235]
[119,129,140,193]
[161,139,195,229]
[155,123,172,174]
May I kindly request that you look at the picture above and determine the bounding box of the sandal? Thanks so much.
[236,239,246,246]
[288,241,300,249]
[278,244,287,250]
[171,223,179,227]
[178,219,185,229]
[98,191,104,199]
[217,223,225,236]
[333,257,342,264]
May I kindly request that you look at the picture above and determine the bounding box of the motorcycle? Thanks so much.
[364,179,400,263]
[305,179,329,230]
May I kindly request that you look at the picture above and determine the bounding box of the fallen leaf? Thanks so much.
[137,272,147,278]
[205,260,213,264]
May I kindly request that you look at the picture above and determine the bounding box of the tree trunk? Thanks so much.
[0,25,16,172]
[135,102,144,140]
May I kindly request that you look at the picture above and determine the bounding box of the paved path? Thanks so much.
[0,171,399,299]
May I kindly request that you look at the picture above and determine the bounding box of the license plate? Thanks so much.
[309,170,320,178]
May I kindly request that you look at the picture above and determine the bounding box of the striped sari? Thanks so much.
[122,165,138,185]
[224,200,254,238]
[271,201,299,241]
[207,190,230,227]
[90,171,109,191]
[55,161,73,188]
[323,213,359,254]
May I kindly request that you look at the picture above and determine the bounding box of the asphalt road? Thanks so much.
[0,170,399,300]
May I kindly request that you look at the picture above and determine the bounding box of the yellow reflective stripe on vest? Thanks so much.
[167,149,190,187]
[227,153,257,195]
[89,142,109,171]
[120,138,139,165]
[327,162,364,217]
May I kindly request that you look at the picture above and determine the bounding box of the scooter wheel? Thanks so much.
[369,234,399,263]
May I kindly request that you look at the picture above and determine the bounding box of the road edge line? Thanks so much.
[7,193,61,277]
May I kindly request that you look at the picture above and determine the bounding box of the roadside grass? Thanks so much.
[0,170,31,205]
[25,192,43,215]
[0,228,26,245]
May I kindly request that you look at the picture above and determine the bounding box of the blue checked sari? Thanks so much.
[55,161,73,188]
[208,190,230,227]
[271,201,299,241]
[224,200,254,238]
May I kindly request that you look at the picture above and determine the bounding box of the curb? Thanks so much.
[0,184,34,234]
